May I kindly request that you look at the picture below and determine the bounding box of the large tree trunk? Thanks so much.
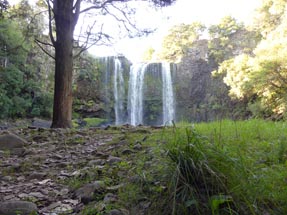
[51,0,77,128]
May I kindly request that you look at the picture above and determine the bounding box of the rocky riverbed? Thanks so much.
[0,125,168,215]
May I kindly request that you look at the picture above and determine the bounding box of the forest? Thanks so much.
[1,0,287,214]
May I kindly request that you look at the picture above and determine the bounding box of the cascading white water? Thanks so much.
[128,63,148,126]
[102,57,112,122]
[114,58,125,125]
[162,62,175,125]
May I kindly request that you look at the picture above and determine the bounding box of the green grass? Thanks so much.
[163,119,287,214]
[60,120,287,214]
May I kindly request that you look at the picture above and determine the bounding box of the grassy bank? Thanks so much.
[49,119,287,214]
[164,119,287,214]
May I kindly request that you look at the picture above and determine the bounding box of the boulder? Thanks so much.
[0,200,38,215]
[0,134,27,155]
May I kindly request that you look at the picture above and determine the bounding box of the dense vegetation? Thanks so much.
[0,0,102,120]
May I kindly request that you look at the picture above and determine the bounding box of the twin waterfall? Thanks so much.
[112,59,175,126]
[113,59,125,125]
[162,63,175,126]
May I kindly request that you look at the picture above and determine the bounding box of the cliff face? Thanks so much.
[174,40,233,122]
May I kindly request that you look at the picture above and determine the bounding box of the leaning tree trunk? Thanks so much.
[51,0,78,128]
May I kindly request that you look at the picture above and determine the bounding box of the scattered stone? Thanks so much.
[3,194,16,201]
[51,203,73,214]
[32,135,48,142]
[133,143,142,151]
[37,179,51,185]
[0,127,157,215]
[29,191,45,199]
[63,199,79,205]
[75,181,106,204]
[104,193,118,203]
[0,200,38,215]
[108,209,125,215]
[88,159,106,166]
[121,148,134,155]
[45,202,62,211]
[107,155,122,164]
[138,200,151,209]
[28,172,47,180]
[94,151,109,159]
[2,176,13,182]
[107,183,125,191]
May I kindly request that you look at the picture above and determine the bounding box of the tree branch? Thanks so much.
[35,39,55,59]
[73,0,81,27]
[80,0,127,14]
[46,0,56,45]
[74,25,112,58]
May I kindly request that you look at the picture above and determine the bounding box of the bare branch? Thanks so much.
[80,0,127,14]
[35,39,55,59]
[103,7,132,34]
[35,39,54,47]
[73,0,81,27]
[111,3,137,30]
[74,32,112,58]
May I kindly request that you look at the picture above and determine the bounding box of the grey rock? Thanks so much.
[133,143,142,151]
[0,150,5,156]
[121,148,134,155]
[75,181,106,204]
[0,200,38,215]
[103,193,118,203]
[2,176,13,181]
[88,159,106,166]
[28,172,47,180]
[107,155,122,164]
[0,134,27,154]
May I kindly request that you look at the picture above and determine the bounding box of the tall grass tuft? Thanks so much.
[164,120,287,214]
[166,127,236,214]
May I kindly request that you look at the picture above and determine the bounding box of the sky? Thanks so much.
[90,0,262,61]
[8,0,262,62]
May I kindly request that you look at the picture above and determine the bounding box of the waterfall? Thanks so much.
[128,63,148,126]
[114,58,125,125]
[102,57,112,122]
[162,62,175,125]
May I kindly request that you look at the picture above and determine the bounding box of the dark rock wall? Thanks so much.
[174,40,233,122]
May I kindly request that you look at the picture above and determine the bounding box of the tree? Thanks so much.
[158,22,205,62]
[0,18,34,118]
[39,0,175,128]
[0,0,8,17]
[252,0,287,37]
[215,3,287,118]
[208,16,246,64]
